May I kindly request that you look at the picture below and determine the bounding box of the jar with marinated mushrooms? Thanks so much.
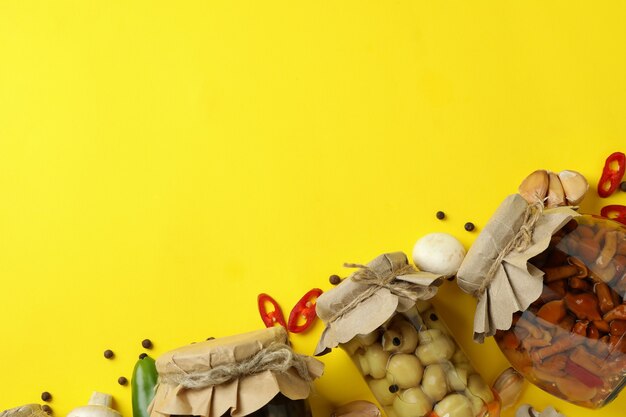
[494,215,626,408]
[457,192,626,409]
[315,252,501,417]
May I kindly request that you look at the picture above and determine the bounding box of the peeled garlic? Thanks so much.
[492,367,525,410]
[412,233,466,277]
[333,401,381,417]
[558,170,588,205]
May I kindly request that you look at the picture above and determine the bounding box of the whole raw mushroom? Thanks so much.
[412,233,466,277]
[67,392,122,417]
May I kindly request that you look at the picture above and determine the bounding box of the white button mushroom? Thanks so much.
[433,394,473,417]
[385,354,424,389]
[392,388,433,417]
[67,392,122,417]
[421,364,448,403]
[412,233,466,277]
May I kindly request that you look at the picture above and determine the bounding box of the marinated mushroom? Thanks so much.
[467,374,494,403]
[392,387,433,417]
[356,344,390,379]
[433,394,473,417]
[421,364,448,402]
[416,332,455,365]
[367,378,396,407]
[382,318,419,353]
[385,354,423,389]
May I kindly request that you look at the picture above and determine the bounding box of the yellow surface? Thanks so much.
[1,1,626,417]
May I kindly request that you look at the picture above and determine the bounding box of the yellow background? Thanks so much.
[1,1,626,417]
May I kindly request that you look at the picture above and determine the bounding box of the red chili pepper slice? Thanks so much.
[601,205,626,225]
[598,152,626,198]
[287,288,323,333]
[257,293,287,328]
[564,359,604,388]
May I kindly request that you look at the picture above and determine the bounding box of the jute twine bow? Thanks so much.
[474,201,544,298]
[159,343,313,389]
[328,260,431,324]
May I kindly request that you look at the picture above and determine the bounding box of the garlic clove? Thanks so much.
[518,170,549,204]
[558,170,589,205]
[333,401,381,417]
[546,172,566,208]
[492,367,525,410]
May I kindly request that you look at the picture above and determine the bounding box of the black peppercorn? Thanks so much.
[388,384,399,393]
[464,222,475,232]
[621,181,626,192]
[329,274,342,285]
[141,339,153,349]
[42,406,52,415]
[139,353,148,359]
[103,349,114,359]
[392,337,401,346]
[41,392,52,402]
[429,313,438,321]
[118,376,128,386]
[436,211,445,220]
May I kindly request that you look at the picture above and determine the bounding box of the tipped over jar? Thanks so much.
[457,193,626,409]
[494,215,626,408]
[315,252,501,417]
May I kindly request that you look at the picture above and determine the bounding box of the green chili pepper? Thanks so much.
[132,354,158,417]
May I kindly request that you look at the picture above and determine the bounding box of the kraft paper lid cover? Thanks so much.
[0,405,49,417]
[314,251,443,356]
[149,326,324,417]
[456,194,578,343]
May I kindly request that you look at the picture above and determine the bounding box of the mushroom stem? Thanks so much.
[88,392,113,407]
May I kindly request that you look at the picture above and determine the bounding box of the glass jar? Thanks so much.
[341,302,501,417]
[494,215,626,408]
[225,393,311,417]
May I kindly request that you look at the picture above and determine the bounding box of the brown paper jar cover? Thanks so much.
[315,252,443,355]
[149,326,324,417]
[456,194,578,342]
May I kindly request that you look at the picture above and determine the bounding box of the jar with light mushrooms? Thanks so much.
[493,215,626,408]
[314,252,501,417]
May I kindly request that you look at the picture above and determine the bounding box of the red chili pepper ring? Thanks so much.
[257,293,287,328]
[288,288,323,333]
[598,152,626,198]
[601,205,626,225]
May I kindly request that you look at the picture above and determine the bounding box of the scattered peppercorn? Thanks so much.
[139,353,148,360]
[41,392,52,402]
[141,339,153,349]
[388,384,399,393]
[103,349,114,359]
[621,181,626,192]
[436,211,445,220]
[118,376,128,386]
[464,222,475,232]
[429,313,438,321]
[329,274,342,285]
[392,337,401,346]
[42,406,52,415]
